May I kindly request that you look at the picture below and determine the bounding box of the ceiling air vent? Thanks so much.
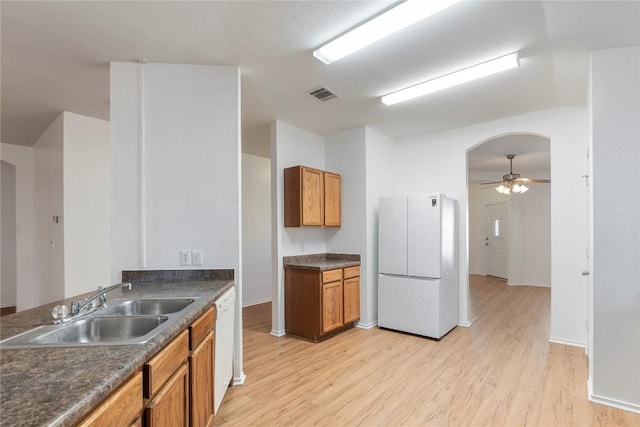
[307,86,340,102]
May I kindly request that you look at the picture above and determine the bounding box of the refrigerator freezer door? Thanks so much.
[378,274,441,338]
[378,196,408,276]
[408,194,441,278]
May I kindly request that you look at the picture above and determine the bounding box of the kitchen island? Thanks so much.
[0,270,234,427]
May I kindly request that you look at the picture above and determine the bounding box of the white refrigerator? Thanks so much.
[378,193,458,339]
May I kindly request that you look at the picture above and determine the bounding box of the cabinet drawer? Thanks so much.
[144,330,189,399]
[343,266,360,279]
[322,269,342,283]
[189,307,215,350]
[76,371,143,427]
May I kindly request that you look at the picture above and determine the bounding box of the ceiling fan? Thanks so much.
[481,154,551,194]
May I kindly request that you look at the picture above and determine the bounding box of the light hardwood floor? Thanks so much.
[214,275,639,426]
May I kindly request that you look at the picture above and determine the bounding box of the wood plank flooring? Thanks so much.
[214,275,639,426]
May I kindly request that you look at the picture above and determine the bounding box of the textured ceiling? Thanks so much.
[2,1,639,165]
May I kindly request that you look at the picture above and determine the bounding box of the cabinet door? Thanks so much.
[189,331,214,427]
[145,363,189,427]
[324,172,341,227]
[321,281,343,334]
[343,276,360,324]
[301,167,324,226]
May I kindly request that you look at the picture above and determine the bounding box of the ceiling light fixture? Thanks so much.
[381,52,520,105]
[313,0,461,65]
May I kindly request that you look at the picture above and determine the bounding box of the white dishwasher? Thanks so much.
[214,287,235,414]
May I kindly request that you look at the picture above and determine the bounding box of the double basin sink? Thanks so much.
[0,298,197,348]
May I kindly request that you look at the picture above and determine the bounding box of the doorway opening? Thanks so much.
[466,133,551,320]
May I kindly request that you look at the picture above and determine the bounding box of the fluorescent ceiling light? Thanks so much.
[313,0,460,65]
[381,52,520,105]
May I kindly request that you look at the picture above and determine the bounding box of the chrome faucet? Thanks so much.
[52,282,132,323]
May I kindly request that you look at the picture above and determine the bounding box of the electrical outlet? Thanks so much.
[180,250,191,266]
[191,250,203,266]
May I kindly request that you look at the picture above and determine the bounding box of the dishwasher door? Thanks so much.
[214,287,235,414]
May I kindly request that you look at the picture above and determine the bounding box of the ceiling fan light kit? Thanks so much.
[482,154,549,195]
[313,0,461,65]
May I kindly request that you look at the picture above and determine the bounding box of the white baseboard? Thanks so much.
[549,336,586,348]
[270,329,286,337]
[242,298,272,308]
[588,379,640,414]
[457,320,472,327]
[356,320,378,329]
[507,281,551,288]
[233,372,246,386]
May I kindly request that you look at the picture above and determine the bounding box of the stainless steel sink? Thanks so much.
[0,316,169,348]
[102,298,195,316]
[32,316,167,344]
[0,297,201,349]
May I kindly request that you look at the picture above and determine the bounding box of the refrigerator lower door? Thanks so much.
[378,274,441,338]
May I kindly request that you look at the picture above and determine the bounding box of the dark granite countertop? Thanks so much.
[283,253,360,271]
[0,270,234,427]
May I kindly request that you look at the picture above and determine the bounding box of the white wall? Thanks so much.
[33,113,65,306]
[1,160,17,308]
[270,120,326,335]
[363,127,395,326]
[325,128,369,325]
[509,179,551,286]
[63,112,110,297]
[0,143,35,311]
[110,61,244,383]
[468,179,551,287]
[242,153,271,307]
[393,107,588,343]
[590,46,640,412]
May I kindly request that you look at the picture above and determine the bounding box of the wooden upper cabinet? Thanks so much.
[324,172,341,227]
[284,165,341,227]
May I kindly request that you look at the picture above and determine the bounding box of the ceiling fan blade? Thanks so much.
[515,178,551,184]
[479,181,503,185]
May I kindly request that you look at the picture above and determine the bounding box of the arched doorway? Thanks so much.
[466,133,551,319]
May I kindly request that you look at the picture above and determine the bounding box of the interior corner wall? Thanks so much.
[590,46,640,411]
[63,112,110,298]
[242,153,272,307]
[270,120,326,335]
[33,113,65,306]
[363,127,395,326]
[393,107,588,340]
[1,143,35,311]
[325,128,368,323]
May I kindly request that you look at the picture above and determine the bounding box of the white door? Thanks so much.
[407,194,441,278]
[485,202,508,279]
[378,196,408,275]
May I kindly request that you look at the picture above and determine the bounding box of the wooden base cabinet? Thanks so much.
[143,330,190,427]
[189,307,216,427]
[285,266,360,342]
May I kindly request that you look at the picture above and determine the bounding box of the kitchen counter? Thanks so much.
[0,270,234,427]
[283,253,360,271]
